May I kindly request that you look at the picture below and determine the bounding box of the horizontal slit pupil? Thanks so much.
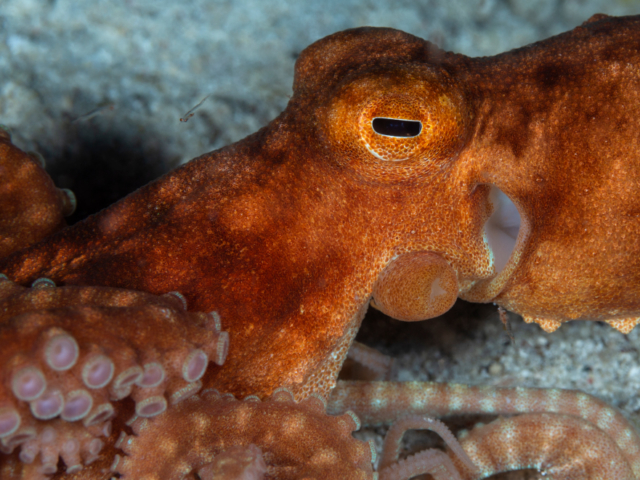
[372,118,422,137]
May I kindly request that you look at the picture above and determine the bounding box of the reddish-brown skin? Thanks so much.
[2,14,640,401]
[0,130,74,258]
[3,13,640,480]
[0,29,494,400]
[115,389,374,480]
[0,279,229,479]
[456,13,640,335]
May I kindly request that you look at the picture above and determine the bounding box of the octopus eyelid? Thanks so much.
[371,117,422,137]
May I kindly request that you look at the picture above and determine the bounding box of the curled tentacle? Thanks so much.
[451,413,636,480]
[379,415,475,473]
[0,277,228,477]
[115,388,375,480]
[378,415,475,480]
[329,381,640,478]
[341,341,396,381]
[379,449,461,480]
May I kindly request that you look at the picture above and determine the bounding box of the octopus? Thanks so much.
[1,11,640,479]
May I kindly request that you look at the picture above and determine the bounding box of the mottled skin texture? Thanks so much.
[2,13,640,479]
[1,27,496,400]
[3,11,640,400]
[372,251,459,321]
[0,130,74,258]
[453,413,636,479]
[9,14,640,374]
[329,381,640,478]
[456,13,640,334]
[115,389,374,480]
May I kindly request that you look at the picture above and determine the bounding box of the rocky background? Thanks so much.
[2,0,640,475]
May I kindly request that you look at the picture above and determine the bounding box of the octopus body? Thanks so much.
[1,12,640,480]
[3,13,639,398]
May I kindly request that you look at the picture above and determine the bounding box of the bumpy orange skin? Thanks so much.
[2,14,640,401]
[457,14,640,334]
[452,413,636,479]
[0,130,74,258]
[0,29,493,400]
[115,389,374,480]
[372,252,458,321]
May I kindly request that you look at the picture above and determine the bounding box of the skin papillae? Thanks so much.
[1,13,640,479]
[3,13,636,401]
[0,130,75,258]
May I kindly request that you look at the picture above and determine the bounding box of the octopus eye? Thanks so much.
[323,65,471,176]
[372,118,422,137]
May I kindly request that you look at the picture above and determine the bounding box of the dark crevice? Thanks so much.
[37,122,174,224]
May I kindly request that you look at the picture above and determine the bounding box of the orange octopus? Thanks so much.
[1,12,640,479]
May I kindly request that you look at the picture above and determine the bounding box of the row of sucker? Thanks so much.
[0,275,228,477]
[114,388,375,480]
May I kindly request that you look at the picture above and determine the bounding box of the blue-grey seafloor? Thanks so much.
[2,1,640,475]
